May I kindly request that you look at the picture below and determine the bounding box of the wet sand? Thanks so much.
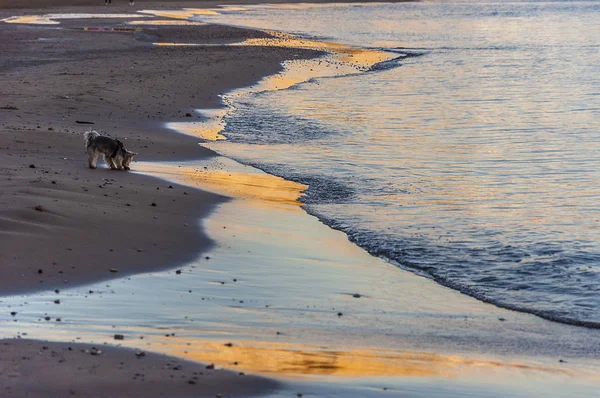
[0,3,321,396]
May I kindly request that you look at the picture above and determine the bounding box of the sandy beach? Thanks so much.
[0,1,320,395]
[1,1,600,397]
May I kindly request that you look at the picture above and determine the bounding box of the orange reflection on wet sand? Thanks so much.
[167,121,226,141]
[240,31,395,69]
[137,162,306,207]
[142,338,578,379]
[129,20,206,26]
[1,13,144,25]
[138,8,220,19]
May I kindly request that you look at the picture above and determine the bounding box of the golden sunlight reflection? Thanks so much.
[107,336,579,379]
[240,31,395,70]
[129,20,206,26]
[137,162,306,207]
[152,32,396,91]
[167,121,226,141]
[138,8,220,19]
[2,13,144,25]
[166,109,228,141]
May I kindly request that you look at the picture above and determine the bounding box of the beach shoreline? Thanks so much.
[2,2,600,398]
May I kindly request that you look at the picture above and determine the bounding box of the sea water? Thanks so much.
[196,1,600,327]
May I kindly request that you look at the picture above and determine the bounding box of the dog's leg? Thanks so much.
[113,155,124,170]
[88,151,98,169]
[104,155,117,170]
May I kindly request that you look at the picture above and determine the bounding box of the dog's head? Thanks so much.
[122,149,137,171]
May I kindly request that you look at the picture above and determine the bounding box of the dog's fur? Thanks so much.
[83,130,137,170]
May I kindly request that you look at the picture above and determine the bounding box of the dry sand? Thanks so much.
[0,3,322,396]
[0,339,278,397]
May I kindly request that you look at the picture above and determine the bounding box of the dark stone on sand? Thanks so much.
[35,205,45,212]
[188,380,196,384]
[10,312,17,316]
[151,202,157,207]
[54,299,60,304]
[89,347,103,356]
[498,317,506,321]
[176,270,182,274]
[75,120,95,124]
[29,164,35,168]
[110,268,118,273]
[38,269,43,274]
[45,316,51,321]
[114,334,124,340]
[55,289,60,293]
[185,113,192,117]
[337,312,343,317]
[168,185,174,189]
[224,343,233,347]
[353,294,361,298]
[205,364,215,369]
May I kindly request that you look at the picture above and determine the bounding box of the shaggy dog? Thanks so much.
[83,130,137,170]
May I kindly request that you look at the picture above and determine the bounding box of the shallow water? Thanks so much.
[195,1,600,327]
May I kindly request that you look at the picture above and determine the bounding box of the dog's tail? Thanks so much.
[83,130,99,148]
